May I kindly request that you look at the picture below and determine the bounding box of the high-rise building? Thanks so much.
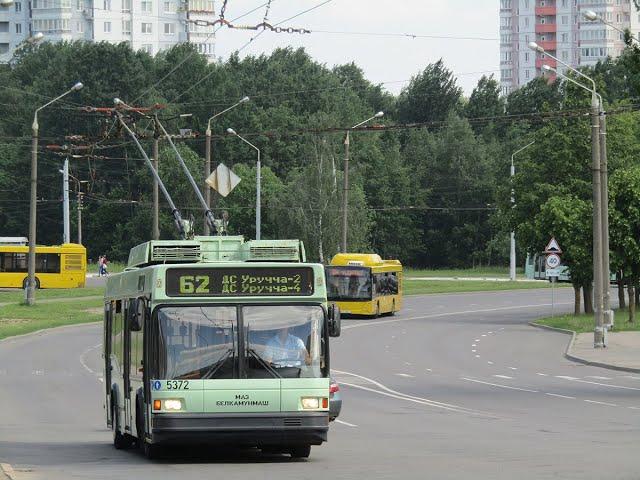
[500,0,640,95]
[0,0,217,61]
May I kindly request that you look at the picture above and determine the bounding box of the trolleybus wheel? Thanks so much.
[112,401,129,450]
[289,445,311,459]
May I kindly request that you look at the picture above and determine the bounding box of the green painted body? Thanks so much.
[103,237,331,447]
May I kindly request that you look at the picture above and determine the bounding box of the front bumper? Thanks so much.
[151,412,329,446]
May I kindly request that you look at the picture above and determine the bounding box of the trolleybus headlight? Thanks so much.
[301,397,320,409]
[163,399,184,411]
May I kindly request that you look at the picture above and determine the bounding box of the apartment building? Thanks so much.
[0,0,216,60]
[500,0,640,95]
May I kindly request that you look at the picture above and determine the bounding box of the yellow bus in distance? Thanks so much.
[0,243,87,289]
[326,253,402,317]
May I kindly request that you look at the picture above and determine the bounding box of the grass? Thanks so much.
[406,267,525,278]
[404,279,566,295]
[0,287,104,304]
[535,309,640,333]
[0,297,103,340]
[87,261,127,275]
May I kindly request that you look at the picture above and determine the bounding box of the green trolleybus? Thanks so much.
[103,236,341,459]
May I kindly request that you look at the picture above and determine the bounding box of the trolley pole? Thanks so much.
[204,126,212,235]
[152,119,160,240]
[341,132,350,253]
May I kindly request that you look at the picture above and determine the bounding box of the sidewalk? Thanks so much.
[405,276,546,283]
[568,331,640,373]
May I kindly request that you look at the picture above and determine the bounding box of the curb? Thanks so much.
[528,321,640,374]
[0,321,102,345]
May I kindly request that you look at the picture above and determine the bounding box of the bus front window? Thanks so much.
[243,305,327,379]
[157,306,237,380]
[325,266,372,301]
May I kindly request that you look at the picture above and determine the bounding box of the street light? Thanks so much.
[25,81,83,306]
[510,141,535,282]
[532,40,609,347]
[226,128,261,240]
[0,0,15,7]
[1,32,44,64]
[584,9,640,44]
[204,97,250,235]
[341,111,384,252]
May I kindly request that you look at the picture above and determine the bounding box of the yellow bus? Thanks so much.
[325,253,402,317]
[0,243,87,289]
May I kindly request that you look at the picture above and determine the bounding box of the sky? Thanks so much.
[212,0,500,96]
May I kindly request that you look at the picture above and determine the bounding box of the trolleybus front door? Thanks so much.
[123,301,132,432]
[104,302,113,427]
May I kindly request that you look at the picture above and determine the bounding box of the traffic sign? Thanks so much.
[544,237,562,254]
[206,163,241,197]
[545,253,561,269]
[546,268,561,278]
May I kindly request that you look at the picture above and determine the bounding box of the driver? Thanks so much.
[263,327,310,367]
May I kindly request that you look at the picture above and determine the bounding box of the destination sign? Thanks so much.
[165,267,314,297]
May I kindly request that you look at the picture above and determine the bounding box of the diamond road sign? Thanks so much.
[206,163,241,197]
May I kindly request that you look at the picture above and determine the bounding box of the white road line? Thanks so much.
[536,373,548,376]
[509,367,518,370]
[555,375,579,380]
[334,419,358,427]
[493,375,513,379]
[622,376,640,380]
[481,334,487,337]
[628,406,640,410]
[471,344,477,347]
[488,331,493,334]
[487,361,494,365]
[558,377,640,391]
[334,369,485,415]
[475,339,480,342]
[461,377,539,393]
[342,302,573,331]
[395,373,415,378]
[472,350,476,353]
[79,343,102,379]
[584,399,618,407]
[425,368,432,372]
[585,376,612,380]
[475,355,481,358]
[545,393,575,399]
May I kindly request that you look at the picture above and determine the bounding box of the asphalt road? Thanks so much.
[1,288,638,479]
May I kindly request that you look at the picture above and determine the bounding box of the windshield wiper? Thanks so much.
[201,348,234,379]
[246,348,281,378]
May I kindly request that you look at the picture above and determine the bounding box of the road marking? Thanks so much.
[334,369,486,415]
[79,343,102,380]
[472,350,476,353]
[0,463,16,480]
[555,375,579,380]
[509,367,518,370]
[488,331,493,334]
[622,376,640,380]
[585,376,611,380]
[584,399,618,407]
[493,375,513,379]
[545,393,575,399]
[425,368,432,372]
[342,302,574,331]
[475,355,481,358]
[395,373,415,378]
[461,377,539,393]
[536,373,548,376]
[404,362,412,366]
[481,334,487,337]
[499,327,505,330]
[335,419,358,427]
[487,361,494,365]
[471,344,477,347]
[628,406,640,410]
[558,377,640,391]
[475,339,480,342]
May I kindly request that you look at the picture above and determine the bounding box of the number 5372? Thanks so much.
[179,275,210,294]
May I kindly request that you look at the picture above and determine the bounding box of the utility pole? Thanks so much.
[341,132,350,253]
[591,93,605,348]
[77,187,84,245]
[62,157,70,243]
[205,126,212,235]
[152,115,160,240]
[599,108,612,327]
[510,141,535,281]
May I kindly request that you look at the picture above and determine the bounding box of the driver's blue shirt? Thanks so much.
[264,333,306,367]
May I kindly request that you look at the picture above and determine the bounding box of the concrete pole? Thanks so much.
[256,149,261,241]
[510,160,516,282]
[341,131,350,253]
[25,118,38,305]
[77,190,83,245]
[599,108,612,327]
[204,129,211,236]
[591,94,605,348]
[62,157,70,244]
[152,135,160,240]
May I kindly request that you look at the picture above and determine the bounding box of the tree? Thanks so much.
[397,60,462,124]
[464,75,505,125]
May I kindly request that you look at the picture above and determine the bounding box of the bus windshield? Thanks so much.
[157,305,327,380]
[325,266,372,301]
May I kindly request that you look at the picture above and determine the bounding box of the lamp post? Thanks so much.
[1,32,44,64]
[532,41,606,347]
[510,141,535,282]
[226,128,261,240]
[204,97,249,235]
[341,111,384,253]
[25,81,83,306]
[584,9,639,44]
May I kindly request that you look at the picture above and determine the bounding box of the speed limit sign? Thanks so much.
[546,253,561,269]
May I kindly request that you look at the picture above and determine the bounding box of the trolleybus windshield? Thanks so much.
[325,266,372,301]
[157,305,327,380]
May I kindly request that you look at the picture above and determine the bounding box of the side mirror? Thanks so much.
[328,304,341,338]
[129,297,146,332]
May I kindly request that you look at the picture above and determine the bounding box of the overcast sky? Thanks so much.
[213,0,500,96]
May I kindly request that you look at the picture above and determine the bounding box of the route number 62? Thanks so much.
[179,275,210,294]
